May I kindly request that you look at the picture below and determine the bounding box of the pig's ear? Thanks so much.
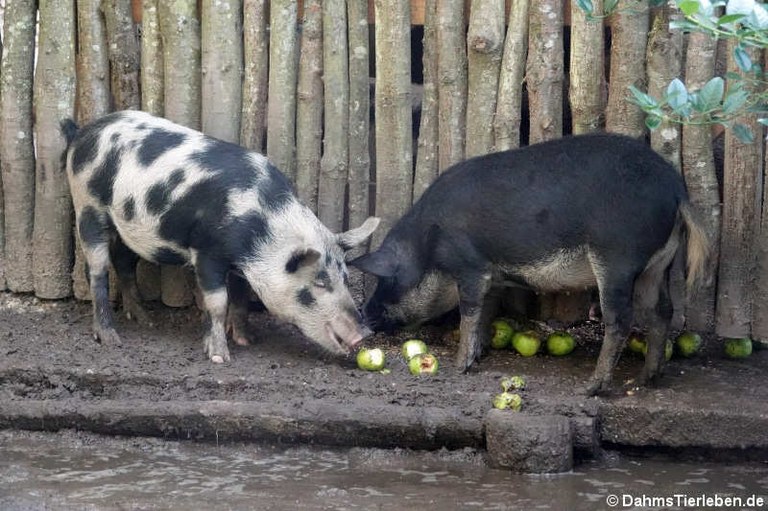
[336,216,380,251]
[285,248,322,274]
[349,249,397,278]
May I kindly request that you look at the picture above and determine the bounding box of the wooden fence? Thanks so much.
[0,0,765,342]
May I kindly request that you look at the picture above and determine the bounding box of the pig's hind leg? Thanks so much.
[192,253,231,363]
[226,272,252,346]
[633,265,673,387]
[109,236,153,326]
[586,270,636,396]
[77,207,122,346]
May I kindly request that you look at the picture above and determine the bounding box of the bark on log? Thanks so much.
[141,0,164,116]
[681,31,719,333]
[347,0,371,221]
[0,22,4,291]
[413,0,438,201]
[241,0,269,151]
[295,0,323,212]
[494,0,529,151]
[201,0,243,142]
[526,0,563,144]
[373,0,413,248]
[73,0,112,301]
[137,0,164,302]
[647,4,683,169]
[346,0,372,297]
[465,0,504,158]
[101,0,140,110]
[267,0,299,181]
[605,0,648,137]
[647,4,687,330]
[33,0,77,298]
[158,0,201,307]
[569,0,603,134]
[0,0,37,292]
[436,0,466,171]
[716,43,763,339]
[318,0,349,232]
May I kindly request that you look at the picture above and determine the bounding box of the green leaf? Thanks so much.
[698,77,725,111]
[679,0,701,16]
[757,118,768,127]
[666,78,689,111]
[575,0,594,14]
[604,0,619,14]
[732,123,755,143]
[628,85,660,110]
[717,13,747,25]
[645,114,663,130]
[723,89,749,114]
[669,19,704,31]
[725,71,744,81]
[733,45,753,72]
[650,0,668,6]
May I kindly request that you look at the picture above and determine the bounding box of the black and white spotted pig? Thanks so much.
[62,111,379,363]
[351,133,710,395]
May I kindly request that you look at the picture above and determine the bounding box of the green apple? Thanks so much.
[490,319,514,349]
[640,339,674,361]
[675,331,703,358]
[724,338,753,359]
[401,339,428,360]
[546,332,575,356]
[408,353,439,375]
[511,330,540,357]
[492,392,522,411]
[627,335,646,354]
[500,375,526,392]
[356,348,386,371]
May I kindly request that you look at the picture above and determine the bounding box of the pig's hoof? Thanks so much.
[204,336,231,363]
[95,328,122,347]
[584,378,610,397]
[125,303,153,326]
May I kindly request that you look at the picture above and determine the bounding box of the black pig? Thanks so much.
[352,133,709,395]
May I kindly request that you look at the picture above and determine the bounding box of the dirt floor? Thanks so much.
[0,292,767,455]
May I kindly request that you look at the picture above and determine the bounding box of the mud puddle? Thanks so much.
[1,430,768,511]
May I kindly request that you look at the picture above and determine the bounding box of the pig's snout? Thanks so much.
[324,318,372,353]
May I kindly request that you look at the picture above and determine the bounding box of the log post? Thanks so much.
[436,0,466,172]
[413,0,438,201]
[465,0,504,158]
[33,0,77,298]
[373,0,413,248]
[295,0,323,212]
[1,0,37,293]
[241,0,269,151]
[494,0,529,151]
[158,0,201,307]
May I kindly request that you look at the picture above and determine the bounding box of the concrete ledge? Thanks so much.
[485,411,573,473]
[599,401,768,450]
[0,399,484,450]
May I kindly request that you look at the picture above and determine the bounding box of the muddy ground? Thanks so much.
[0,292,767,456]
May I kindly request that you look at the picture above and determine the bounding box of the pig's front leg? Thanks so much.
[193,254,231,363]
[455,272,493,372]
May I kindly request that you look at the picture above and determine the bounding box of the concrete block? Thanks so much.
[485,410,573,473]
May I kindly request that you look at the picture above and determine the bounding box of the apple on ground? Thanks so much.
[546,332,575,356]
[500,375,526,392]
[512,330,540,357]
[408,353,439,375]
[401,339,428,360]
[492,392,522,411]
[490,319,514,349]
[356,348,386,371]
[724,338,752,359]
[675,331,702,358]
